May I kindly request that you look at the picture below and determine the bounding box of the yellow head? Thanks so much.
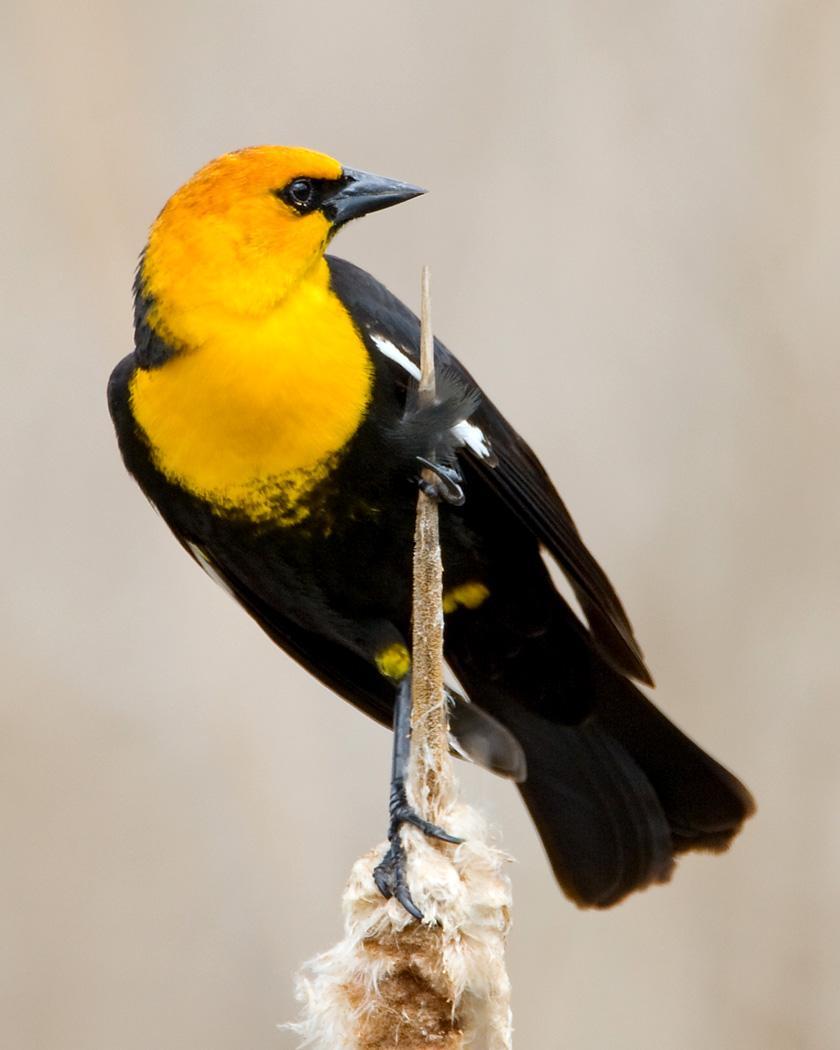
[139,146,423,342]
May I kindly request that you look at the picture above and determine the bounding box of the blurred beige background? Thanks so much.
[3,2,839,1047]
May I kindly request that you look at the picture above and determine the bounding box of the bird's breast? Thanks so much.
[128,275,374,524]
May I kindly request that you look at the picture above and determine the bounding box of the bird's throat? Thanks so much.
[129,259,374,523]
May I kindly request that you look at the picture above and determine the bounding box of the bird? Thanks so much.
[108,145,754,915]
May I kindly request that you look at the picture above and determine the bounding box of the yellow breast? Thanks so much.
[129,260,374,524]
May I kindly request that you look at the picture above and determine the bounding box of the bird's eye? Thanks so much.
[279,177,319,214]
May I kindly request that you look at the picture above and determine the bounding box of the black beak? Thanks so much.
[322,167,425,226]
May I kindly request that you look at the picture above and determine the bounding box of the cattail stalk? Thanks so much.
[292,268,513,1050]
[409,264,453,824]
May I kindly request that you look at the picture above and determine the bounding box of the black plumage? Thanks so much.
[109,254,754,908]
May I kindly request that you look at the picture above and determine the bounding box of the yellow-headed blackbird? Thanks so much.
[109,146,753,914]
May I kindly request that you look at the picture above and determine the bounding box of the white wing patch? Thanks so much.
[371,331,492,461]
[187,542,235,598]
[452,419,492,460]
[370,333,421,380]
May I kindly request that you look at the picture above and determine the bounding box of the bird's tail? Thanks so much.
[446,599,755,906]
[512,680,755,906]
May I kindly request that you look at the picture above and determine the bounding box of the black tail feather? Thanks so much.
[515,712,675,907]
[447,598,754,907]
[593,671,756,854]
[513,684,754,907]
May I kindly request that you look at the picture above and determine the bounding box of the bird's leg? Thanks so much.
[372,675,462,919]
[416,456,465,506]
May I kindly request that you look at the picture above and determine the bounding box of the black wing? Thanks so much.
[328,255,653,686]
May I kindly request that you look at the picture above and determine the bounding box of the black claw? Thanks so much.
[416,457,465,506]
[372,839,424,920]
[372,857,392,899]
[389,781,463,846]
[392,804,463,844]
[397,886,424,921]
[373,790,463,919]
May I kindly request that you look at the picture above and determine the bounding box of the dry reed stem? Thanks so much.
[410,264,453,827]
[291,268,513,1050]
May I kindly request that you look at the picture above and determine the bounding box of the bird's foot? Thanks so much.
[372,788,462,919]
[416,457,465,506]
